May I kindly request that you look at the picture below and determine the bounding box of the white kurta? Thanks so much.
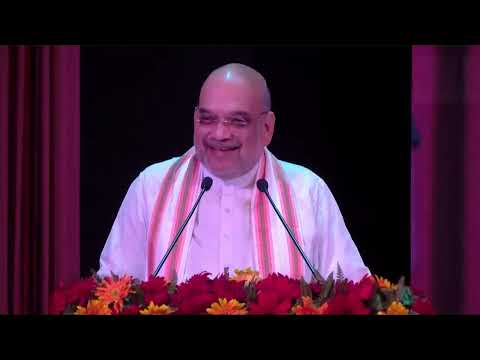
[183,162,259,279]
[98,153,370,283]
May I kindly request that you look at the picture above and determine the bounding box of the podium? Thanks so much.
[50,269,434,315]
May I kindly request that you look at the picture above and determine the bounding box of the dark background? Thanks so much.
[80,45,411,282]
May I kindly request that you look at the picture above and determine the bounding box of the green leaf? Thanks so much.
[167,279,177,296]
[380,288,397,306]
[129,285,145,306]
[93,272,103,284]
[369,293,385,312]
[314,270,326,285]
[319,272,334,302]
[336,262,345,283]
[245,282,257,303]
[64,304,77,315]
[170,271,178,286]
[300,278,313,299]
[223,267,230,279]
[399,287,413,307]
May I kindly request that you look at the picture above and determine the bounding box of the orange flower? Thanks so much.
[232,268,260,284]
[386,301,409,315]
[95,275,132,313]
[292,296,329,315]
[206,298,248,315]
[375,275,397,289]
[139,301,175,315]
[75,300,112,315]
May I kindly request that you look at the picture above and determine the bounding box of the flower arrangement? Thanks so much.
[49,267,434,315]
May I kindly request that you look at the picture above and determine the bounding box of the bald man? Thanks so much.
[98,63,370,283]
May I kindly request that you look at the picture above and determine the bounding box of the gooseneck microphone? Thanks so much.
[256,179,321,282]
[152,176,213,278]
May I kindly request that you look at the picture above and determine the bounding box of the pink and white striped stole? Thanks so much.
[252,151,304,279]
[146,149,201,281]
[147,148,304,281]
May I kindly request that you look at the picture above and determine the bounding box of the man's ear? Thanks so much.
[193,106,199,124]
[263,111,276,146]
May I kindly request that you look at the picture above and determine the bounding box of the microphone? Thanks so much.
[152,176,213,277]
[256,179,322,282]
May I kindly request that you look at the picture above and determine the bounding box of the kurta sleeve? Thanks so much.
[97,171,148,280]
[314,178,370,282]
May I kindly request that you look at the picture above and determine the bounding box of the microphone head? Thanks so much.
[201,176,213,191]
[256,179,268,193]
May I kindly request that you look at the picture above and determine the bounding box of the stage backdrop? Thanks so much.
[0,46,80,315]
[80,46,410,284]
[412,45,480,314]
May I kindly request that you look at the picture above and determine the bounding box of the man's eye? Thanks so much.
[230,118,248,126]
[200,116,215,122]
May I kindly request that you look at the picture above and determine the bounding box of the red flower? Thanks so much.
[334,279,355,294]
[171,272,217,314]
[171,273,249,314]
[65,277,97,306]
[323,276,375,315]
[249,273,301,314]
[411,286,426,297]
[256,273,301,297]
[356,275,376,301]
[250,292,294,314]
[141,276,169,306]
[310,282,323,297]
[210,275,247,302]
[324,293,371,315]
[412,298,435,315]
[120,304,140,315]
[49,288,67,315]
[49,277,96,314]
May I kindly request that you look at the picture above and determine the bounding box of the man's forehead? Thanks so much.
[207,63,266,84]
[199,79,263,108]
[197,106,252,117]
[201,76,259,95]
[199,64,271,111]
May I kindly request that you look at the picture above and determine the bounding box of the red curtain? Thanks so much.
[412,45,480,314]
[0,46,80,314]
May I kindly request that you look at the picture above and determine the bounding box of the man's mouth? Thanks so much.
[206,144,240,152]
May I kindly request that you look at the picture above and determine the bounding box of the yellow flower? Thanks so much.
[375,275,397,289]
[232,268,260,284]
[206,298,248,315]
[377,311,386,315]
[95,275,132,313]
[139,301,175,315]
[75,300,112,315]
[292,296,328,315]
[386,301,409,315]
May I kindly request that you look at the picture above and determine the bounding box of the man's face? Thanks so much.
[194,78,274,180]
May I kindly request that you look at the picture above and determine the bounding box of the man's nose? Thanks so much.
[212,121,232,140]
